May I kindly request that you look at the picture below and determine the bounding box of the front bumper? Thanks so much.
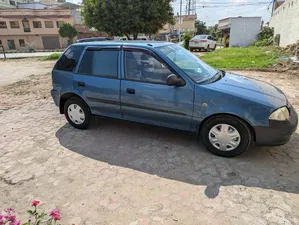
[254,105,298,146]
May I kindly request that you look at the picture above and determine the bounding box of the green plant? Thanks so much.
[58,23,78,43]
[0,200,61,225]
[183,33,192,49]
[41,53,61,61]
[252,27,274,47]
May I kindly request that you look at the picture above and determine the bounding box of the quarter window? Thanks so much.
[45,21,54,28]
[78,49,118,78]
[55,46,85,72]
[33,21,42,28]
[124,50,172,84]
[9,21,20,28]
[0,21,7,29]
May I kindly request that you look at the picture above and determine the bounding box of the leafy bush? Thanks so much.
[41,53,61,61]
[252,27,274,47]
[182,33,192,49]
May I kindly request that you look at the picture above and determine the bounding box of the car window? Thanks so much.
[55,45,85,72]
[124,50,172,84]
[78,49,118,78]
[194,35,207,40]
[207,36,211,40]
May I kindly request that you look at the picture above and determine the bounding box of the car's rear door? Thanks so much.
[73,46,122,118]
[120,47,194,131]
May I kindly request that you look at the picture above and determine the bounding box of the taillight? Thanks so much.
[200,40,207,42]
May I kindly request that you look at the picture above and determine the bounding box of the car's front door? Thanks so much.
[120,48,194,131]
[74,46,122,118]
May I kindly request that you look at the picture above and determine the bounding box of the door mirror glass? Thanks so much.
[167,74,185,86]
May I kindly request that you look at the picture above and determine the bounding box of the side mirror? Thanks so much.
[167,74,185,86]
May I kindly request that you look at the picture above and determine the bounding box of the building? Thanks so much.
[0,8,73,50]
[218,17,261,47]
[0,0,32,9]
[158,14,196,40]
[270,0,299,46]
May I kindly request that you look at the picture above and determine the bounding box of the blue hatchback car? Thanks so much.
[51,41,298,157]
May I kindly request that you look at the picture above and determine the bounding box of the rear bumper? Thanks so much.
[189,43,208,49]
[254,105,298,146]
[51,89,60,106]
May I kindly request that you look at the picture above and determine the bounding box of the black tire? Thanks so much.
[189,48,194,52]
[213,44,217,50]
[205,45,210,51]
[200,115,252,157]
[64,97,91,129]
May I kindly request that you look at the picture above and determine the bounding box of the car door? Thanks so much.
[73,46,122,118]
[207,36,213,48]
[120,48,194,131]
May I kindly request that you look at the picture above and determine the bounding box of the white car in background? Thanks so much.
[189,35,217,52]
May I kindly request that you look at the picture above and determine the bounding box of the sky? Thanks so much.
[67,0,273,26]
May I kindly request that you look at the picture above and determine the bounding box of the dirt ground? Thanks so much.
[0,58,299,225]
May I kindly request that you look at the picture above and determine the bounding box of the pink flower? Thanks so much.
[4,214,16,222]
[49,209,61,221]
[0,215,4,225]
[31,200,40,207]
[4,208,15,214]
[9,220,21,225]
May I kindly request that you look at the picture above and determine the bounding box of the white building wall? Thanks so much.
[270,0,299,47]
[229,17,261,47]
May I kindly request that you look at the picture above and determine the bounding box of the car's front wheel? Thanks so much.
[64,97,91,129]
[201,115,252,157]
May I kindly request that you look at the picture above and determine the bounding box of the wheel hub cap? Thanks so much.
[208,124,241,151]
[68,104,85,125]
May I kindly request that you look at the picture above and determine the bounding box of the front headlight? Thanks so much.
[269,107,290,121]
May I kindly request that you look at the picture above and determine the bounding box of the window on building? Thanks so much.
[9,21,20,29]
[0,21,7,29]
[9,0,15,5]
[22,19,31,32]
[78,49,119,78]
[55,46,85,72]
[44,21,54,28]
[19,39,25,47]
[56,21,64,28]
[7,40,16,50]
[33,21,42,28]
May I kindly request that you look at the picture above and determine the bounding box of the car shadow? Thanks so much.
[55,117,299,198]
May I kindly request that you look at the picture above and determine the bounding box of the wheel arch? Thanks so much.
[197,113,256,141]
[59,92,88,114]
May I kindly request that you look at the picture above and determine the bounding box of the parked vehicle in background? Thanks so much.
[51,41,298,157]
[189,35,217,51]
[77,37,112,43]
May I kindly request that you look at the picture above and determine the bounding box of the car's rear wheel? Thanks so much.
[205,45,210,51]
[189,48,194,52]
[64,97,91,129]
[213,44,217,50]
[201,115,252,157]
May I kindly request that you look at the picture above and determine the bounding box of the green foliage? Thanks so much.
[41,53,61,61]
[182,33,192,49]
[206,24,219,39]
[82,0,174,39]
[195,20,207,35]
[58,23,78,41]
[200,46,282,69]
[252,27,274,47]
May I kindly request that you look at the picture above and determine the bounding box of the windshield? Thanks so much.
[157,44,217,83]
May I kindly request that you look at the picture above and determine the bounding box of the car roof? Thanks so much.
[72,41,172,48]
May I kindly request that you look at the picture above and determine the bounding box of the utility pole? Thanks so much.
[179,0,182,42]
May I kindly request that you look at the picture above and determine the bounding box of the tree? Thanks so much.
[195,20,207,35]
[182,33,192,49]
[58,23,78,43]
[82,0,174,39]
[206,24,220,39]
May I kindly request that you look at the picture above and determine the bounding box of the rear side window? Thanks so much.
[55,45,85,72]
[78,49,118,78]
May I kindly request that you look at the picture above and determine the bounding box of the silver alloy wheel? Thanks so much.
[208,124,241,151]
[67,104,85,125]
